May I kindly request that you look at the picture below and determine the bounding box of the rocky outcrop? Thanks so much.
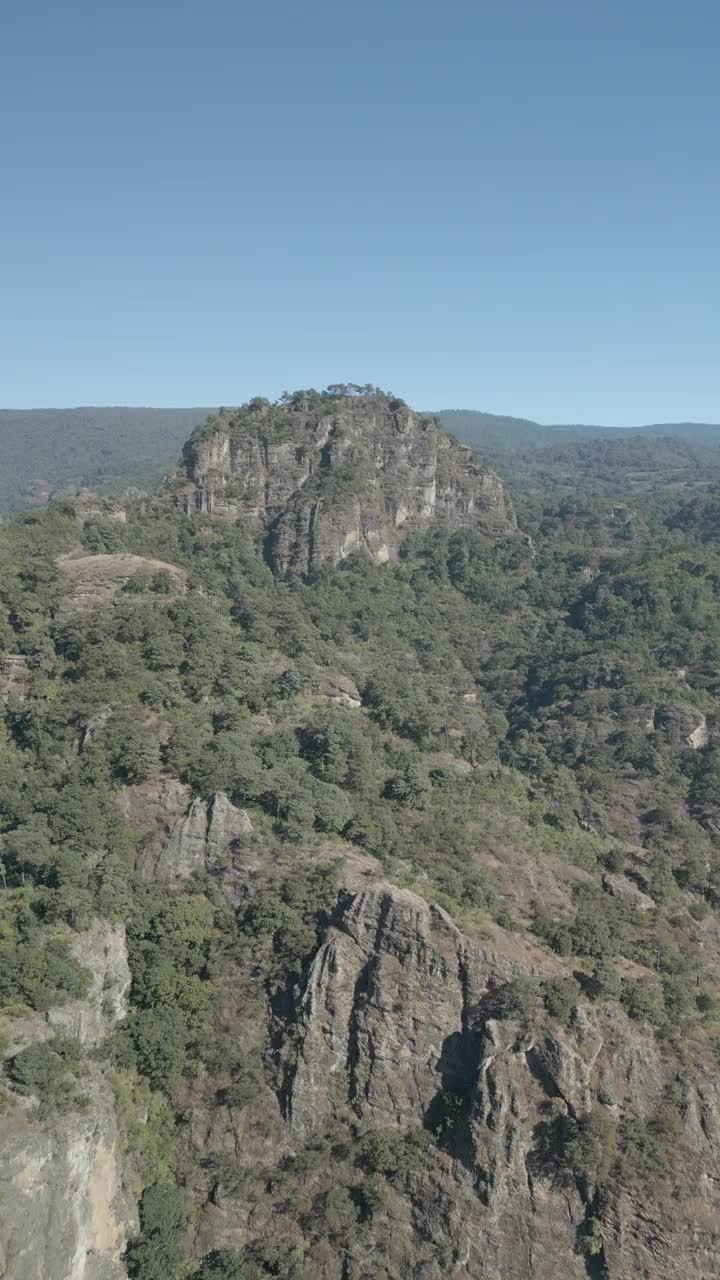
[63,489,128,527]
[287,887,476,1136]
[276,882,720,1280]
[312,671,362,708]
[116,779,254,882]
[0,654,30,700]
[47,921,131,1045]
[163,394,519,575]
[654,703,711,750]
[76,705,113,754]
[602,872,656,913]
[0,1081,136,1280]
[0,921,136,1280]
[57,553,186,616]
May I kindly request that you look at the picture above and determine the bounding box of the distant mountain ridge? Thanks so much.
[1,403,720,513]
[437,409,720,451]
[0,407,212,513]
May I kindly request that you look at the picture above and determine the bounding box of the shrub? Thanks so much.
[192,1251,263,1280]
[620,977,666,1026]
[492,977,543,1021]
[360,1127,428,1178]
[0,937,91,1013]
[125,1182,192,1280]
[590,955,621,1001]
[5,1037,86,1111]
[324,1185,359,1236]
[541,977,581,1023]
[564,1106,617,1185]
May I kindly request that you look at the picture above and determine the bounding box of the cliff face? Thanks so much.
[0,1083,134,1280]
[0,922,137,1280]
[188,880,720,1280]
[163,394,518,574]
[116,779,255,887]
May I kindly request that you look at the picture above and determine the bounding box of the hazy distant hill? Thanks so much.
[0,407,212,512]
[438,409,720,451]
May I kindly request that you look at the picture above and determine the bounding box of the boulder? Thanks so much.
[603,872,656,912]
[313,672,361,708]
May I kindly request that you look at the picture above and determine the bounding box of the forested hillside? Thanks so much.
[1,389,720,1280]
[0,408,211,513]
[439,410,720,506]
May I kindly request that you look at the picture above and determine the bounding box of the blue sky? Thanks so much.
[1,0,718,422]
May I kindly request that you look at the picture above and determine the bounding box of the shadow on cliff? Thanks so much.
[423,1028,484,1171]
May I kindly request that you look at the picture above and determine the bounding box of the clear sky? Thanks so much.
[1,0,718,423]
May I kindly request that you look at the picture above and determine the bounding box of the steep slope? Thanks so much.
[162,390,519,574]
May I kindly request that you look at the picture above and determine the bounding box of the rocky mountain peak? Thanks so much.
[162,388,520,574]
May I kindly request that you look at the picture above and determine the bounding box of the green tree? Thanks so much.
[125,1182,192,1280]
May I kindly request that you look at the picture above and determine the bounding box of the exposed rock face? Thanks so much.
[163,395,519,575]
[116,779,254,881]
[76,705,113,754]
[0,922,136,1280]
[312,671,362,707]
[47,921,131,1045]
[63,489,128,527]
[0,1082,136,1280]
[602,872,656,913]
[276,883,720,1280]
[287,887,475,1136]
[654,703,710,749]
[0,654,30,700]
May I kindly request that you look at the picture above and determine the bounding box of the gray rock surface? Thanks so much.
[0,1082,136,1280]
[163,397,519,575]
[276,882,720,1280]
[0,654,30,700]
[47,921,131,1045]
[602,871,656,912]
[117,779,254,880]
[57,553,185,616]
[313,671,362,707]
[0,922,137,1280]
[654,702,711,749]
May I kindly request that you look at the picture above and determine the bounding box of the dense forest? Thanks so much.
[2,390,720,1279]
[0,408,211,513]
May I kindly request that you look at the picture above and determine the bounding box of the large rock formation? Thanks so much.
[265,884,720,1280]
[162,392,519,575]
[47,921,131,1045]
[0,1082,136,1280]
